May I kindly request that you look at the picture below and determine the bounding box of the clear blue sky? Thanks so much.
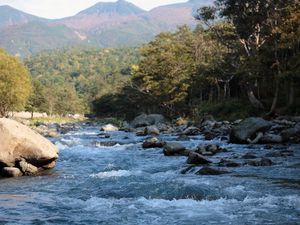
[0,0,188,19]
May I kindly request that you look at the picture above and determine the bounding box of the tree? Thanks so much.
[196,0,299,113]
[132,26,196,116]
[0,49,32,117]
[25,80,46,118]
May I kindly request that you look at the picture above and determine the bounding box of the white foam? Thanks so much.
[90,170,141,178]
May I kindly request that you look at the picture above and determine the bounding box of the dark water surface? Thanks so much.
[0,126,300,225]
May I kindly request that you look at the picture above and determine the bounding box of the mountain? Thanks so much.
[0,5,46,29]
[0,0,213,57]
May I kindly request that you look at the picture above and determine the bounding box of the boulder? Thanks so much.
[187,152,212,165]
[163,142,186,156]
[230,117,273,143]
[0,118,59,176]
[100,124,119,132]
[1,167,23,177]
[131,114,166,128]
[142,137,164,149]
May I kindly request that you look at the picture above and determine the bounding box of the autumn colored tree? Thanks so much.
[0,49,32,117]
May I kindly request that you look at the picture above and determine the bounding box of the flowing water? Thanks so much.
[0,125,300,225]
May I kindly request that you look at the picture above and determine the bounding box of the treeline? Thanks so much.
[94,0,300,120]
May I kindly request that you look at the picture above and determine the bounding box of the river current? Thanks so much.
[0,125,300,224]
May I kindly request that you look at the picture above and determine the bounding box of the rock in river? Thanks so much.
[0,118,59,177]
[187,152,212,165]
[101,124,119,132]
[230,117,273,143]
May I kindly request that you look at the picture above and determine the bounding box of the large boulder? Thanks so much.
[131,114,166,128]
[230,117,273,143]
[0,118,59,177]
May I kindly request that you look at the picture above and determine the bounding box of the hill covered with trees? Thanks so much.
[25,47,139,116]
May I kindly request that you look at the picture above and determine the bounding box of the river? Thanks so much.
[0,125,300,224]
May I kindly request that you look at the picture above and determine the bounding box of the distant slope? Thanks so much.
[0,0,214,57]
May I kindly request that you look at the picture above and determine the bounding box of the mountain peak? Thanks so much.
[78,0,145,16]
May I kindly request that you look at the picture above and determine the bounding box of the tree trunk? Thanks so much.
[269,78,279,114]
[288,80,295,106]
[246,83,265,111]
[31,111,34,119]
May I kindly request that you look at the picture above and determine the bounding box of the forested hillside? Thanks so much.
[94,0,300,120]
[25,47,139,115]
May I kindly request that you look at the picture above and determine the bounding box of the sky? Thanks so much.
[0,0,189,19]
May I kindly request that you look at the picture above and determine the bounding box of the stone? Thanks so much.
[196,167,228,175]
[131,114,166,128]
[0,118,59,169]
[183,126,200,136]
[100,124,119,132]
[1,167,23,177]
[281,123,300,142]
[218,159,240,167]
[18,160,38,175]
[163,142,186,156]
[142,137,164,149]
[259,133,283,144]
[230,117,273,143]
[187,152,212,165]
[196,144,223,156]
[145,126,160,136]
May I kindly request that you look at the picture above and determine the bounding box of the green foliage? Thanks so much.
[25,47,140,115]
[0,49,32,117]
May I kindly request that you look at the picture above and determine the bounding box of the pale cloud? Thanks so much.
[0,0,188,19]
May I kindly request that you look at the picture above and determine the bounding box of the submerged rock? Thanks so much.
[218,159,240,167]
[196,167,228,175]
[0,118,59,177]
[247,158,273,167]
[187,152,212,165]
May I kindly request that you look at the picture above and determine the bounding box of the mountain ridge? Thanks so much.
[0,0,214,57]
